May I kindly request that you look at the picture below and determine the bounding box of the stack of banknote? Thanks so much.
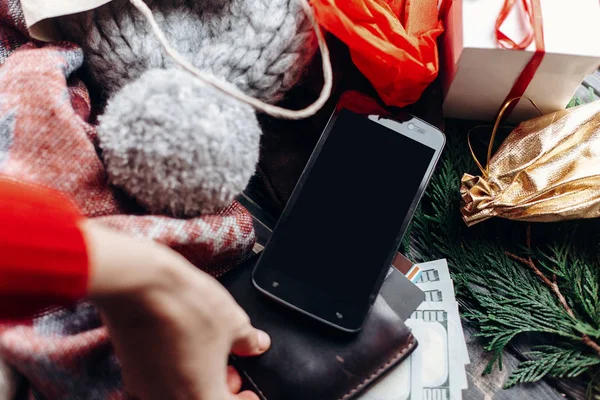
[361,259,470,400]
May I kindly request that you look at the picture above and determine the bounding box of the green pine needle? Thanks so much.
[505,345,600,388]
[407,113,600,392]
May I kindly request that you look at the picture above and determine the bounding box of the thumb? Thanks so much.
[231,390,261,400]
[231,326,271,356]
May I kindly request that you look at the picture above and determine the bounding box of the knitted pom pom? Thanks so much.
[97,68,261,217]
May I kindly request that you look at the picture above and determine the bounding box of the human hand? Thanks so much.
[81,221,269,400]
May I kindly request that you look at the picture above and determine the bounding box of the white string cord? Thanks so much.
[129,0,333,120]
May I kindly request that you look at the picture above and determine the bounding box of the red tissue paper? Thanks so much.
[311,0,444,107]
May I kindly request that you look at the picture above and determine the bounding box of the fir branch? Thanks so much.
[408,117,600,390]
[538,241,600,330]
[504,252,576,321]
[505,345,600,388]
[506,227,600,358]
[584,337,600,359]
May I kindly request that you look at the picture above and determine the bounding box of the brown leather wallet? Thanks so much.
[220,255,418,400]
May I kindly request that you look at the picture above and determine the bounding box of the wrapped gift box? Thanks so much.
[440,0,600,122]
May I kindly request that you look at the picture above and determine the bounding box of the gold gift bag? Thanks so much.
[460,98,600,226]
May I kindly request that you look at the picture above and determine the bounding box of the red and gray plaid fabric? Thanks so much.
[0,1,256,398]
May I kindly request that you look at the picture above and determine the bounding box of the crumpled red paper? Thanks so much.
[311,0,444,107]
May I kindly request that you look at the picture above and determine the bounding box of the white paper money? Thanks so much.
[415,260,453,286]
[359,352,422,400]
[411,302,466,399]
[362,302,466,400]
[360,259,470,399]
[359,298,423,400]
[415,260,471,367]
[422,299,469,369]
[417,280,455,304]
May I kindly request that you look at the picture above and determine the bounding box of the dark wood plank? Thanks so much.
[242,190,571,400]
[582,69,600,96]
[405,244,573,400]
[574,84,599,103]
[509,339,588,400]
[462,326,567,400]
[241,57,598,399]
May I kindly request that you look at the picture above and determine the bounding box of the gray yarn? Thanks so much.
[98,68,262,216]
[57,0,317,104]
[57,0,316,216]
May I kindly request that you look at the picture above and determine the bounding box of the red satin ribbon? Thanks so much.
[495,0,535,49]
[495,0,545,120]
[439,0,453,21]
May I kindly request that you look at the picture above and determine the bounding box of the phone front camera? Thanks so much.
[407,123,415,130]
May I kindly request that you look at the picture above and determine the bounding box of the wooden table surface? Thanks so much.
[240,39,600,398]
[461,72,600,400]
[240,64,600,395]
[240,193,581,400]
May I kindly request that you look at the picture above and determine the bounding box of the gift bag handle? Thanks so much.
[129,0,332,120]
[468,96,542,178]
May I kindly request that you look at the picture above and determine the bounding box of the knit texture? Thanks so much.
[56,0,317,218]
[57,0,318,104]
[0,2,256,397]
[99,68,262,216]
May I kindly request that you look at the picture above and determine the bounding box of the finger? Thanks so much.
[231,327,271,356]
[233,390,260,400]
[196,353,236,400]
[226,365,243,393]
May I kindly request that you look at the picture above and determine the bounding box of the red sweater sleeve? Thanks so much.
[0,178,88,319]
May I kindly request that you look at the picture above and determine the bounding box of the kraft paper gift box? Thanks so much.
[440,0,600,122]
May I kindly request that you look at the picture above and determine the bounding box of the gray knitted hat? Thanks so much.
[58,0,317,103]
[57,0,318,216]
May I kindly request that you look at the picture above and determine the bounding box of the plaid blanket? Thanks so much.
[0,1,256,398]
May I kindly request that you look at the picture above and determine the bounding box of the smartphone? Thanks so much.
[252,91,445,332]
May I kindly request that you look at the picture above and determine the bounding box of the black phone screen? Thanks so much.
[255,108,436,326]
